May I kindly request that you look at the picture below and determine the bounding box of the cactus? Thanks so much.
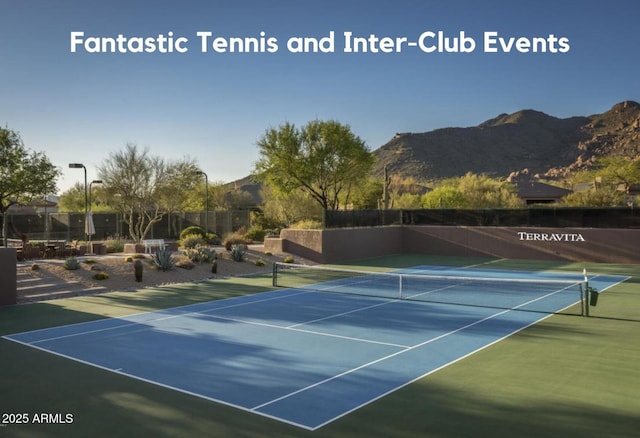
[134,259,143,282]
[93,272,109,280]
[184,244,216,264]
[211,258,218,273]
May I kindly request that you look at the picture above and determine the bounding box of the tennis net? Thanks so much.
[273,263,588,315]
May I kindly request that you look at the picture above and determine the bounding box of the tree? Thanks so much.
[422,173,522,208]
[254,120,375,210]
[157,158,202,237]
[350,178,383,209]
[58,182,86,212]
[259,184,323,227]
[98,143,197,242]
[597,157,640,194]
[565,157,640,206]
[561,187,625,207]
[1,127,60,245]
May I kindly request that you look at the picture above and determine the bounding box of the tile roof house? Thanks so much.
[515,181,572,205]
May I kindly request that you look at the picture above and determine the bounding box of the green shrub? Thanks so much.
[254,258,266,267]
[93,272,109,280]
[224,232,250,251]
[245,226,267,243]
[290,219,323,229]
[83,258,97,265]
[63,256,80,270]
[283,256,295,263]
[175,258,195,270]
[124,255,134,262]
[206,232,221,245]
[180,226,206,240]
[150,249,176,271]
[230,244,247,262]
[181,233,206,249]
[104,238,126,253]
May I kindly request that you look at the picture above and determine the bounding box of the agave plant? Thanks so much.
[230,244,247,262]
[63,256,81,270]
[150,249,176,271]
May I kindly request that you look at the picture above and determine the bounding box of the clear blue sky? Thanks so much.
[2,0,639,194]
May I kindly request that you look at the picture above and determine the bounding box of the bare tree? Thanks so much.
[98,143,194,242]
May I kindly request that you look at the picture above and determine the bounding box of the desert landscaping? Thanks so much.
[16,245,308,303]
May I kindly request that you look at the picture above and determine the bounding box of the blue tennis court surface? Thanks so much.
[4,266,628,430]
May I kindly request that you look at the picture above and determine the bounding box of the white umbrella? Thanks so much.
[85,211,96,237]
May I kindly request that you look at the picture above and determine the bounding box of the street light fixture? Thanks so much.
[196,171,209,236]
[69,163,88,250]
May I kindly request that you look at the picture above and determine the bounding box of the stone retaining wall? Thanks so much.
[0,248,17,306]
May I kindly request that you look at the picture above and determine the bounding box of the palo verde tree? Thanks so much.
[0,127,60,245]
[254,120,375,211]
[423,173,522,208]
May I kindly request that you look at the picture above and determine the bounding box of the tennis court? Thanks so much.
[3,264,629,430]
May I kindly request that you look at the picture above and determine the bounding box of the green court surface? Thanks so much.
[1,255,639,438]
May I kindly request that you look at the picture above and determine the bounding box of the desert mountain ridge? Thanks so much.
[372,100,640,182]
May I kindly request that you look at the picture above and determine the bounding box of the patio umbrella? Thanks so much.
[85,211,96,237]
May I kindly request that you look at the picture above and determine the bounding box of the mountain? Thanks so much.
[372,101,640,181]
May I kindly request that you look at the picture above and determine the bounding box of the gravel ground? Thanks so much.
[16,245,312,302]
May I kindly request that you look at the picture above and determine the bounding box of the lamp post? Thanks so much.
[69,163,87,250]
[196,171,209,236]
[89,180,103,211]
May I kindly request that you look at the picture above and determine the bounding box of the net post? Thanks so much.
[272,262,278,287]
[583,268,589,317]
[399,274,403,299]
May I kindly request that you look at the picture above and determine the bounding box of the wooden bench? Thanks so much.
[142,239,167,253]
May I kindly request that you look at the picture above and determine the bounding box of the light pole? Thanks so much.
[196,171,209,236]
[69,163,87,250]
[89,180,103,211]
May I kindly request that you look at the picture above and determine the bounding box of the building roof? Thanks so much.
[515,181,572,203]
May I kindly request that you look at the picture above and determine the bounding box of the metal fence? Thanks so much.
[1,210,251,242]
[324,208,640,229]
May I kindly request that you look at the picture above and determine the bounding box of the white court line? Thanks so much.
[195,311,411,349]
[251,305,514,411]
[12,289,314,345]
